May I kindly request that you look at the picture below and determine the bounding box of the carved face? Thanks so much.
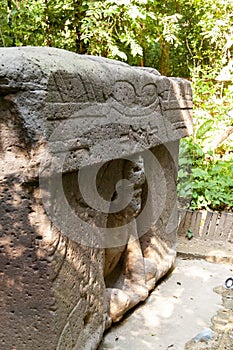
[111,80,160,117]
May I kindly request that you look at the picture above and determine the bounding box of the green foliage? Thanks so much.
[0,0,232,78]
[0,0,89,51]
[80,0,181,70]
[186,228,194,240]
[178,78,233,211]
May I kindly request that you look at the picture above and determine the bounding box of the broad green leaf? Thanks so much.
[195,120,214,139]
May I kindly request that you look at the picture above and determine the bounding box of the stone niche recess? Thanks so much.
[0,47,193,350]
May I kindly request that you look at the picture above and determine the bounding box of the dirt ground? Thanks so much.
[99,258,233,350]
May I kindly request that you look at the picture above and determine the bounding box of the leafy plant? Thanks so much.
[186,228,194,240]
[178,78,233,211]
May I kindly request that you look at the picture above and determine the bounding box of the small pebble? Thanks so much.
[194,328,213,343]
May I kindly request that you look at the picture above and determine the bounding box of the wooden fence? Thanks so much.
[178,210,233,243]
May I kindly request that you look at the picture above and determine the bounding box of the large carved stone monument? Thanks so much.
[0,47,192,350]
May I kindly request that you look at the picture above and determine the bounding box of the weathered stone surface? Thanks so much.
[0,47,192,350]
[0,47,192,179]
[185,286,233,350]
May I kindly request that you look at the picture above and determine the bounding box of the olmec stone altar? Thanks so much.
[0,47,192,350]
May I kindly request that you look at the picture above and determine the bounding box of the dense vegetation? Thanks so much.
[1,0,233,211]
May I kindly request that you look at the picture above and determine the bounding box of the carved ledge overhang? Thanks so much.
[0,47,192,180]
